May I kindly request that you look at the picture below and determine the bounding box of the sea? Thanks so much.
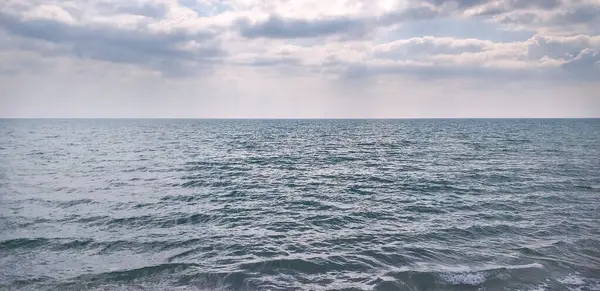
[0,119,599,291]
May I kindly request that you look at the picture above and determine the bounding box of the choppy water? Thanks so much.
[1,119,599,291]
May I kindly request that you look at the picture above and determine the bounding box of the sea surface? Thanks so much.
[1,119,599,291]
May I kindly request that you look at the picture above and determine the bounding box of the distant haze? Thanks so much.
[1,0,599,118]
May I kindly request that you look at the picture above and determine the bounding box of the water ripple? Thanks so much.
[1,119,599,290]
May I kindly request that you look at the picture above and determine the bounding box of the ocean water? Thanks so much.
[0,119,599,291]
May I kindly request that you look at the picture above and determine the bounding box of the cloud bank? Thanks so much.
[1,0,599,117]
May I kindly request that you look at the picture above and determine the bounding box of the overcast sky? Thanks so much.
[1,0,599,118]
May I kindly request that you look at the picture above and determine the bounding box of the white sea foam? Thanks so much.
[527,283,548,291]
[436,262,544,286]
[558,274,586,286]
[440,272,487,285]
[557,274,595,291]
[414,262,543,274]
[504,262,544,270]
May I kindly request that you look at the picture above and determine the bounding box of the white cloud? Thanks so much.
[374,37,495,59]
[528,34,600,59]
[21,5,77,24]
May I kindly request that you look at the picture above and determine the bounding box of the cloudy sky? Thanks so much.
[1,0,599,118]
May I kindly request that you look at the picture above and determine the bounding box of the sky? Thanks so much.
[0,0,599,118]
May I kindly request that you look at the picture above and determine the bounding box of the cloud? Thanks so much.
[491,2,600,34]
[235,5,440,40]
[21,4,77,24]
[237,15,371,39]
[422,0,488,9]
[229,33,599,81]
[509,0,560,10]
[374,37,494,59]
[0,0,599,81]
[1,0,600,119]
[552,4,600,25]
[562,47,599,69]
[376,5,441,25]
[527,34,600,60]
[426,0,560,12]
[363,34,599,79]
[340,61,534,80]
[0,5,224,76]
[98,1,170,19]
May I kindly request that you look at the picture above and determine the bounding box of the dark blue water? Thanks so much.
[1,119,599,291]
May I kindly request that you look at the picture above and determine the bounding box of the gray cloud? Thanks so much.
[233,0,588,41]
[424,0,562,17]
[236,5,440,40]
[498,4,600,27]
[422,0,487,9]
[527,35,600,60]
[488,2,600,34]
[552,4,600,25]
[237,15,371,39]
[243,56,301,67]
[509,0,560,10]
[424,0,560,10]
[0,11,223,76]
[559,48,600,81]
[562,48,599,67]
[376,5,440,25]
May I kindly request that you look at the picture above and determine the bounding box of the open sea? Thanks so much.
[0,119,599,291]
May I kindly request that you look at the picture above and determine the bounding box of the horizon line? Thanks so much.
[1,117,599,120]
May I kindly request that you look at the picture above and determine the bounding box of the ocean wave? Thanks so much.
[0,238,51,251]
[38,264,250,291]
[238,256,374,274]
[439,272,486,285]
[96,213,219,229]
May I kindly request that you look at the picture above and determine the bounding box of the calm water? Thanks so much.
[1,119,599,291]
